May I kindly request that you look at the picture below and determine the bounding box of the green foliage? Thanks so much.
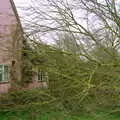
[0,109,120,120]
[21,41,119,113]
[0,89,61,113]
[13,0,120,118]
[21,40,33,84]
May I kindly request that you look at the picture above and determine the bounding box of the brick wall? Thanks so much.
[0,0,17,64]
[0,0,22,92]
[0,82,11,93]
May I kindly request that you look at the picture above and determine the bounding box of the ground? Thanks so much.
[0,110,119,120]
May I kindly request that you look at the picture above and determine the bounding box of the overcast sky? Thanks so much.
[14,0,30,5]
[14,0,30,21]
[14,0,56,43]
[14,0,30,14]
[14,0,120,44]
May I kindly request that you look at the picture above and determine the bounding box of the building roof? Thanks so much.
[10,0,23,33]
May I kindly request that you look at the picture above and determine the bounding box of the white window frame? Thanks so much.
[38,70,48,82]
[0,64,9,82]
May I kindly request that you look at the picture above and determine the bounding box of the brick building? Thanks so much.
[0,0,23,93]
[0,0,48,93]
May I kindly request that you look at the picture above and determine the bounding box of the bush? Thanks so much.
[0,89,63,113]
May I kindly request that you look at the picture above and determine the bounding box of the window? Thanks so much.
[38,70,48,82]
[0,65,9,82]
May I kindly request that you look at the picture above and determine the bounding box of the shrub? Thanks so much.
[0,89,63,113]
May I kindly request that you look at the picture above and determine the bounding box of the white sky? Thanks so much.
[14,0,120,25]
[14,0,30,5]
[14,0,120,44]
[14,0,30,14]
[14,0,30,21]
[14,0,56,44]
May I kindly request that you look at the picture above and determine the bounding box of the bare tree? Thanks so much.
[21,0,120,64]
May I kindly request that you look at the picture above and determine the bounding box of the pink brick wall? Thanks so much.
[0,0,18,64]
[27,81,48,89]
[0,0,20,93]
[0,82,11,93]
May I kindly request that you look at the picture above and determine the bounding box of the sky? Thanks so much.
[14,0,120,26]
[14,0,57,44]
[14,0,120,44]
[14,0,30,5]
[14,0,30,15]
[14,0,30,22]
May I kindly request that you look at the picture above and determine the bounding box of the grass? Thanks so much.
[0,110,119,120]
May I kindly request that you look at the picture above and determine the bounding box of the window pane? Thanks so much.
[38,70,48,82]
[0,65,3,81]
[4,66,9,81]
[38,71,42,81]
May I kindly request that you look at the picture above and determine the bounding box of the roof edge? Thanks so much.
[10,0,23,33]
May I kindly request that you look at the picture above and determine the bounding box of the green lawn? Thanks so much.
[0,111,119,120]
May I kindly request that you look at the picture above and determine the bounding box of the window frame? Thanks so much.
[0,64,9,82]
[38,70,48,82]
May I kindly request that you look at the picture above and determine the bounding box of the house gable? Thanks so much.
[0,0,23,92]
